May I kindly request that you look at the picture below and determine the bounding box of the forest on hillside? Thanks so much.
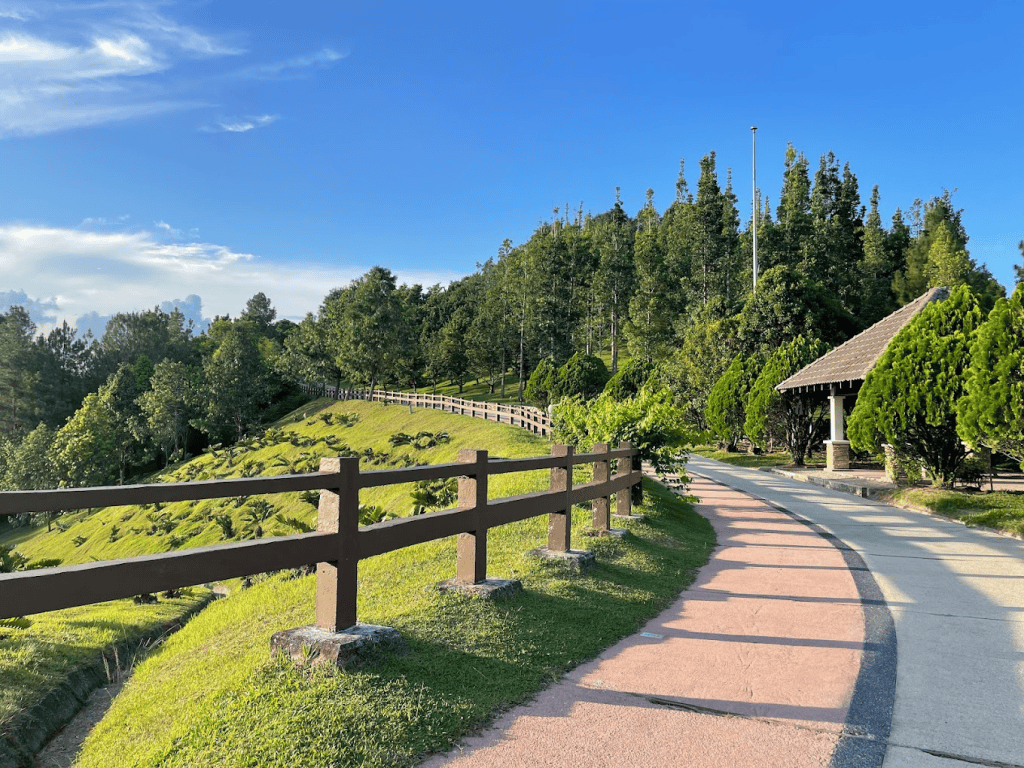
[1,144,1021,499]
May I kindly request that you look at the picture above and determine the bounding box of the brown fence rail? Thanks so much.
[300,383,553,437]
[0,443,639,631]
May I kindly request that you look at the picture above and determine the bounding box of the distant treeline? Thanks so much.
[1,144,1020,495]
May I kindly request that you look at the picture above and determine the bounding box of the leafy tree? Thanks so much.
[550,353,610,402]
[31,321,98,429]
[662,310,740,432]
[140,360,202,464]
[745,336,830,465]
[603,358,653,402]
[926,221,972,289]
[591,190,635,373]
[0,306,39,437]
[322,267,412,393]
[240,292,277,336]
[51,391,118,487]
[706,354,763,450]
[200,322,277,442]
[958,285,1024,469]
[553,383,692,502]
[96,306,195,375]
[860,186,898,326]
[1015,241,1024,286]
[848,286,982,487]
[737,264,861,354]
[99,364,151,483]
[523,358,557,408]
[625,189,673,362]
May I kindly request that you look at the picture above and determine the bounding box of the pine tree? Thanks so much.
[772,144,812,270]
[848,286,982,487]
[926,221,972,288]
[592,189,635,374]
[958,284,1024,469]
[860,186,897,326]
[745,335,830,464]
[625,189,672,362]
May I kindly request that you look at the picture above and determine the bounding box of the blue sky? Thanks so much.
[1,1,1021,329]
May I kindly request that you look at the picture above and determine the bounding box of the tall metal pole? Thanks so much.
[751,126,758,292]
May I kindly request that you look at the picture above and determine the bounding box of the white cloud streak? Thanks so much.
[0,4,238,136]
[204,113,278,133]
[0,224,463,324]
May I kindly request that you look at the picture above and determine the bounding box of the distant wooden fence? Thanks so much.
[0,443,639,631]
[301,384,553,437]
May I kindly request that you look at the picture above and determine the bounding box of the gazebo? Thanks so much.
[775,287,948,471]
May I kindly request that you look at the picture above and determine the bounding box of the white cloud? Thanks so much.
[235,47,346,80]
[204,113,278,133]
[0,224,463,324]
[0,5,237,137]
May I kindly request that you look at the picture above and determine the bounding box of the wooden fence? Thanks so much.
[301,384,553,437]
[0,443,639,631]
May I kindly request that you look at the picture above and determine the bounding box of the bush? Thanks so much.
[524,358,557,408]
[603,358,653,402]
[550,353,611,402]
[849,286,982,488]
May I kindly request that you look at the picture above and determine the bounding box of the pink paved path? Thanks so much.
[422,472,865,768]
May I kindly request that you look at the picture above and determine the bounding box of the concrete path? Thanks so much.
[689,456,1024,768]
[423,468,872,767]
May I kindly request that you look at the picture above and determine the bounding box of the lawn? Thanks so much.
[3,398,714,767]
[75,475,713,768]
[883,487,1024,537]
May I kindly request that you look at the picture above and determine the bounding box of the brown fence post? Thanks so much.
[547,444,573,551]
[456,449,488,584]
[315,456,360,632]
[615,441,633,519]
[592,443,610,532]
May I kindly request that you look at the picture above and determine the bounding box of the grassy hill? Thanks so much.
[3,399,713,767]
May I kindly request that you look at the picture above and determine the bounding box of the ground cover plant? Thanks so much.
[882,487,1024,537]
[0,591,210,760]
[74,474,713,768]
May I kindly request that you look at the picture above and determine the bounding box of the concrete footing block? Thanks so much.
[436,577,523,600]
[526,547,596,571]
[612,514,646,523]
[270,623,403,669]
[583,527,629,539]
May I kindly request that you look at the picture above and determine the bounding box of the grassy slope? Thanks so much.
[65,405,713,767]
[2,399,552,566]
[883,487,1024,537]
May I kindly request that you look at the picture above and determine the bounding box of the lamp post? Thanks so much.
[751,125,758,292]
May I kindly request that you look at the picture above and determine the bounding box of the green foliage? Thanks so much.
[553,383,692,496]
[409,478,457,515]
[602,358,653,402]
[705,354,762,449]
[523,358,556,408]
[74,480,713,768]
[550,352,611,402]
[958,285,1024,469]
[744,335,830,465]
[737,265,861,354]
[200,322,278,442]
[849,286,982,487]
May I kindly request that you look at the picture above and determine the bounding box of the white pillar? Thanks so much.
[830,394,845,442]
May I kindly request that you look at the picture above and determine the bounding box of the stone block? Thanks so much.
[825,440,851,471]
[612,514,646,523]
[526,547,595,571]
[436,577,523,600]
[270,623,403,669]
[583,527,629,538]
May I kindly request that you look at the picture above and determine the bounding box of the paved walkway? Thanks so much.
[689,457,1024,768]
[423,467,872,767]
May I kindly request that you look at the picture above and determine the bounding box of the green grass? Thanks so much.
[0,398,556,566]
[883,487,1024,537]
[75,474,713,767]
[688,447,800,468]
[0,591,211,742]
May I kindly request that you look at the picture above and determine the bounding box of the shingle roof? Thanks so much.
[776,287,949,392]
